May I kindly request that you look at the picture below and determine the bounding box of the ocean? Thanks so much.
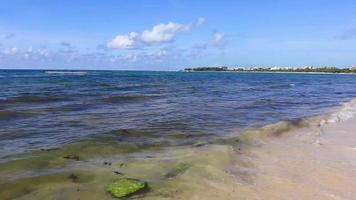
[1,70,356,199]
[0,70,356,160]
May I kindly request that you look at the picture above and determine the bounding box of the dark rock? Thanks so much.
[68,173,79,183]
[114,171,123,175]
[192,142,206,147]
[63,155,80,161]
[40,148,59,152]
[104,161,112,166]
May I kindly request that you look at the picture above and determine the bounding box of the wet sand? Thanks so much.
[142,116,356,200]
[1,101,356,199]
[215,117,356,200]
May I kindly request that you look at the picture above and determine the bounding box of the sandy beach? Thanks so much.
[1,99,355,199]
[141,99,356,200]
[2,1,356,199]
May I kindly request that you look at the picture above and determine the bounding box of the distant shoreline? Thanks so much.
[182,70,356,75]
[183,66,356,74]
[0,69,355,75]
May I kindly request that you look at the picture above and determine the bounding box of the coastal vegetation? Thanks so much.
[184,66,356,73]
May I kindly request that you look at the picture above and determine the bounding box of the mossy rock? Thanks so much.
[106,178,147,198]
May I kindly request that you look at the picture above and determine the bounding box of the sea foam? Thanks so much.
[322,98,356,124]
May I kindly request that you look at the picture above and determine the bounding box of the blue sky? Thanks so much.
[0,0,356,70]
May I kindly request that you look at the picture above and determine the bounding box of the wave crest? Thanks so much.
[322,98,356,124]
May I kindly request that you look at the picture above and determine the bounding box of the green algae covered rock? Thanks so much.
[106,178,147,198]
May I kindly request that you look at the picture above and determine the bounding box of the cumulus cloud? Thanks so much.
[107,32,139,49]
[335,29,356,40]
[107,18,203,49]
[0,43,186,70]
[141,22,191,43]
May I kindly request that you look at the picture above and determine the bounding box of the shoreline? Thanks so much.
[1,69,355,75]
[0,99,356,199]
[183,70,356,75]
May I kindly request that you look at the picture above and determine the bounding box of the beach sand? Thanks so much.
[1,100,356,200]
[164,102,356,200]
[142,114,356,200]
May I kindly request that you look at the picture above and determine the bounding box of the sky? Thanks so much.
[0,0,356,70]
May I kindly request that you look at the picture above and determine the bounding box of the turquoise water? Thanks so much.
[0,70,355,159]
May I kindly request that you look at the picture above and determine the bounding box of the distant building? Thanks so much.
[352,66,356,70]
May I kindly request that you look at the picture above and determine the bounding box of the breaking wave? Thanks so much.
[228,98,356,145]
[322,98,356,124]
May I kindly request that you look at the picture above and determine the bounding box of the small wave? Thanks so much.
[322,98,356,124]
[0,130,35,140]
[46,103,90,112]
[230,98,356,146]
[45,71,87,75]
[268,84,295,89]
[8,75,48,78]
[0,110,32,120]
[236,120,306,144]
[107,129,157,138]
[103,94,157,103]
[0,95,68,105]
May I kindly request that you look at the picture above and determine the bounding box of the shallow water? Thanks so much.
[1,70,356,160]
[1,70,356,199]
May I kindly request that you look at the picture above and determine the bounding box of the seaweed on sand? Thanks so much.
[0,171,94,200]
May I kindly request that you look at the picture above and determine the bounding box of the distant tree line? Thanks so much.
[184,67,356,74]
[184,67,228,71]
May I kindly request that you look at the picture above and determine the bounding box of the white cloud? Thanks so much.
[107,18,203,49]
[0,44,188,70]
[141,22,191,43]
[107,32,139,49]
